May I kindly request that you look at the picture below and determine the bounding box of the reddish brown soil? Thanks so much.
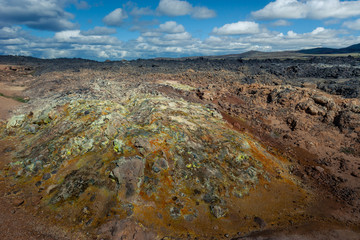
[0,65,73,239]
[0,96,22,120]
[0,61,359,239]
[0,64,31,120]
[0,182,69,240]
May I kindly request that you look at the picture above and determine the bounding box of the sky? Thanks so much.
[1,0,360,60]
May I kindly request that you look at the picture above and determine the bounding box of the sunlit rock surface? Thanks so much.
[1,84,311,239]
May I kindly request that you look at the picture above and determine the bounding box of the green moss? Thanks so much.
[12,96,29,103]
[0,92,29,103]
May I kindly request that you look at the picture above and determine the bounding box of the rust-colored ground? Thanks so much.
[0,61,359,239]
[0,96,22,120]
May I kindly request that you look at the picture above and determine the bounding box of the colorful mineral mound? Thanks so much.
[1,84,312,239]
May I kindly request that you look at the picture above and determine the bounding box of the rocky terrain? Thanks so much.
[0,55,359,240]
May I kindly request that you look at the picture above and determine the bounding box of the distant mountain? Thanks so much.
[205,43,360,59]
[298,43,360,54]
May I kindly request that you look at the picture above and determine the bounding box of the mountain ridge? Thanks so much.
[298,43,360,54]
[1,43,360,63]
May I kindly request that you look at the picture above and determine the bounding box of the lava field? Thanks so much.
[0,55,359,240]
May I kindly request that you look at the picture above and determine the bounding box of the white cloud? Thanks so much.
[311,27,326,35]
[287,30,297,38]
[54,30,121,45]
[252,0,360,20]
[203,26,356,55]
[136,35,193,47]
[142,31,162,37]
[136,21,194,50]
[0,0,77,31]
[212,21,260,35]
[0,38,28,45]
[103,8,128,26]
[54,30,80,42]
[1,20,360,61]
[191,6,216,19]
[202,36,251,52]
[252,0,306,19]
[0,25,129,59]
[164,32,191,40]
[81,26,116,36]
[140,21,186,37]
[282,27,340,40]
[0,26,26,39]
[157,0,192,16]
[343,18,360,30]
[271,19,291,26]
[156,0,215,19]
[158,21,185,33]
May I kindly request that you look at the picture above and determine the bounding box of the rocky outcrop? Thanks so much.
[1,84,312,239]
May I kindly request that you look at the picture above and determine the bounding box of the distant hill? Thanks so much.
[298,43,360,54]
[180,43,360,60]
[204,43,360,59]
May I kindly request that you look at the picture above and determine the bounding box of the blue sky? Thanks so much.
[1,0,360,60]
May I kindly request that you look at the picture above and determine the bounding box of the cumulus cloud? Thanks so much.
[136,21,194,50]
[37,44,128,60]
[252,0,360,20]
[140,21,186,36]
[0,26,27,39]
[103,8,128,26]
[204,26,356,55]
[191,6,216,19]
[252,0,306,19]
[271,19,291,26]
[54,30,121,45]
[343,18,360,30]
[157,0,192,16]
[158,21,185,33]
[156,0,216,19]
[0,0,77,31]
[142,31,162,37]
[132,32,199,58]
[81,26,117,36]
[4,23,357,59]
[2,26,359,59]
[1,19,359,61]
[163,32,191,41]
[0,25,126,59]
[212,21,260,35]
